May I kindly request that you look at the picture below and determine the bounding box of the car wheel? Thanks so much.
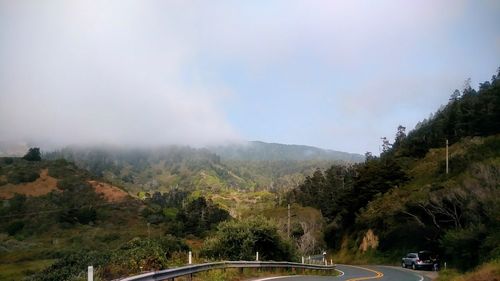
[412,263,416,270]
[402,262,406,268]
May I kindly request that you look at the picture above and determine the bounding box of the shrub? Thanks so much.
[103,236,189,279]
[6,220,25,236]
[29,251,110,281]
[47,159,80,179]
[22,148,41,161]
[201,216,295,261]
[7,167,39,184]
[440,225,487,270]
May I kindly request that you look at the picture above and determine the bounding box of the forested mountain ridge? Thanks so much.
[289,68,500,272]
[44,142,362,195]
[210,141,364,162]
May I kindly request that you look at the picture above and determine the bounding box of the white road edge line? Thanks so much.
[337,269,345,277]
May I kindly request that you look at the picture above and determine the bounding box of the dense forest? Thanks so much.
[44,142,358,195]
[289,68,500,270]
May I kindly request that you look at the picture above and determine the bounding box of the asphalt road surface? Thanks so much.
[251,265,433,281]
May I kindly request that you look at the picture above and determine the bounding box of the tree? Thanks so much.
[176,196,229,236]
[394,125,406,148]
[22,147,41,161]
[364,152,374,161]
[449,89,461,101]
[381,137,392,153]
[201,216,295,261]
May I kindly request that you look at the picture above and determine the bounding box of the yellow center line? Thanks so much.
[343,265,384,281]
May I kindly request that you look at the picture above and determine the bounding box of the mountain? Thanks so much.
[0,157,223,280]
[43,142,362,195]
[210,141,364,162]
[287,68,500,273]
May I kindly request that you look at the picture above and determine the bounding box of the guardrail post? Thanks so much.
[88,266,93,281]
[256,251,259,261]
[188,251,192,265]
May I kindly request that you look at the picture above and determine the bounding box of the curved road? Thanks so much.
[252,265,433,281]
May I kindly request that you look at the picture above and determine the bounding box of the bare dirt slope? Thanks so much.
[0,169,58,199]
[88,180,129,202]
[0,169,129,203]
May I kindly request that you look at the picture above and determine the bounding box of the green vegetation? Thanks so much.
[201,216,295,261]
[0,259,55,280]
[436,260,500,281]
[288,68,500,273]
[0,156,199,280]
[29,236,188,281]
[141,190,230,237]
[0,158,41,184]
[22,148,42,162]
[259,204,326,255]
[44,144,355,216]
[2,69,498,280]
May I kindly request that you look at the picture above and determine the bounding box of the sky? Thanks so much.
[1,0,499,154]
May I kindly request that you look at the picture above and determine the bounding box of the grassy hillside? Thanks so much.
[44,144,354,218]
[0,157,193,280]
[356,135,500,263]
[288,69,500,275]
[0,156,296,280]
[210,141,364,162]
[44,143,360,194]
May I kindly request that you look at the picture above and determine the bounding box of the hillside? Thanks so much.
[0,157,204,280]
[288,68,500,274]
[210,141,364,162]
[0,155,304,280]
[43,142,361,217]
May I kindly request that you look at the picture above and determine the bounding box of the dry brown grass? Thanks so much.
[437,261,500,281]
[0,169,58,199]
[0,169,129,203]
[454,261,500,281]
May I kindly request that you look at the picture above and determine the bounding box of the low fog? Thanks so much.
[0,1,240,149]
[1,1,499,154]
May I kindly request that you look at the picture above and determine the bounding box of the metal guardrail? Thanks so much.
[119,261,336,281]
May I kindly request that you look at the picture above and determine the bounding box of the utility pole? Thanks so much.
[287,204,291,238]
[446,139,449,175]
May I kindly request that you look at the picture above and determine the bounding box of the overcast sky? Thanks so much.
[1,0,499,154]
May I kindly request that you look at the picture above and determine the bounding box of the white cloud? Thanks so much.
[0,0,497,154]
[0,0,239,147]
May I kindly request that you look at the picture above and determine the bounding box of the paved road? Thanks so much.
[251,264,433,281]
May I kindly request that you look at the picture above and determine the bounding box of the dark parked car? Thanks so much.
[402,251,436,270]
